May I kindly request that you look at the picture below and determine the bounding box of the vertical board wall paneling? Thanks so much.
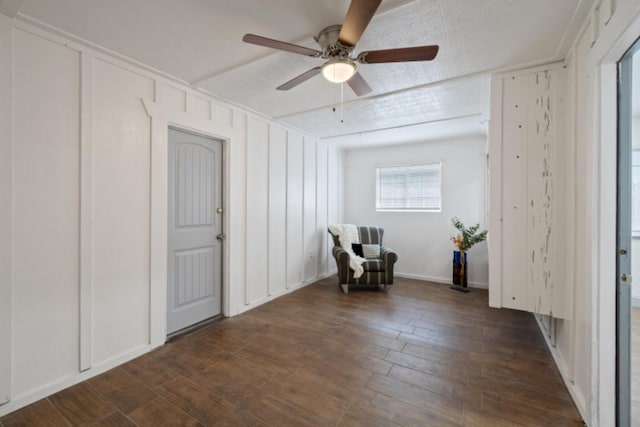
[286,132,304,288]
[229,111,248,311]
[79,51,95,371]
[13,29,81,395]
[315,144,329,277]
[303,138,317,281]
[326,146,340,273]
[500,75,530,311]
[245,117,269,304]
[0,13,12,405]
[92,58,154,364]
[268,126,287,296]
[572,28,595,408]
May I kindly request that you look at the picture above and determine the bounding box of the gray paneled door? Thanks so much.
[167,128,223,335]
[617,40,640,427]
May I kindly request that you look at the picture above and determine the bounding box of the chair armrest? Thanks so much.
[332,246,350,284]
[380,246,397,285]
[380,246,398,265]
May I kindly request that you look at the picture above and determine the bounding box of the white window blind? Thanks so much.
[376,164,442,212]
[632,149,640,236]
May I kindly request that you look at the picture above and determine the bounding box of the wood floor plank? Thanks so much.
[88,368,157,414]
[155,376,236,425]
[128,397,203,427]
[384,349,466,384]
[49,382,116,426]
[0,278,583,427]
[119,354,180,391]
[366,373,464,425]
[92,411,137,427]
[0,399,69,427]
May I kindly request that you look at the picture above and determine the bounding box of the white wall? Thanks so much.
[0,18,341,416]
[343,137,488,287]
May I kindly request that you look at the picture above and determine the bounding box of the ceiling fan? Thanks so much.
[242,0,439,96]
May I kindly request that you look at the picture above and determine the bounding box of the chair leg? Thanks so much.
[340,284,349,294]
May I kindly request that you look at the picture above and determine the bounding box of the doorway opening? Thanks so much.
[166,127,224,336]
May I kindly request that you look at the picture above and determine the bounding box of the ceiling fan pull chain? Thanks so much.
[340,82,344,124]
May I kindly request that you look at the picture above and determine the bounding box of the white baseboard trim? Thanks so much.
[395,272,488,289]
[0,344,156,417]
[533,315,589,425]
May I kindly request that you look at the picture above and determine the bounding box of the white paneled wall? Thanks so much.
[13,28,81,396]
[315,144,329,277]
[0,19,341,417]
[303,139,317,281]
[286,132,305,287]
[0,13,12,405]
[93,58,154,365]
[245,117,270,305]
[268,125,288,297]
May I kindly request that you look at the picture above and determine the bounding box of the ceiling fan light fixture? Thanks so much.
[321,58,356,83]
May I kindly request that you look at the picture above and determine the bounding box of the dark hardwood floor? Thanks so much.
[0,277,583,426]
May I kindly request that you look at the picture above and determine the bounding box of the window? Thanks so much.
[376,164,442,212]
[633,149,640,236]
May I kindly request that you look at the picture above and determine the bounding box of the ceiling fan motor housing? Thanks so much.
[315,25,353,59]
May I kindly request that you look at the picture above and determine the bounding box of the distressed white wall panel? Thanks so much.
[527,70,556,314]
[162,85,186,113]
[93,58,154,363]
[315,144,329,276]
[245,117,269,303]
[212,104,233,128]
[491,67,563,316]
[303,138,317,281]
[500,75,530,310]
[0,13,12,405]
[12,29,80,395]
[268,125,287,295]
[175,143,214,227]
[286,132,304,288]
[190,95,211,121]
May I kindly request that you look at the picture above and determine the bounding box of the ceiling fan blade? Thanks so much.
[338,0,382,47]
[347,72,372,96]
[358,45,440,63]
[277,67,322,91]
[243,34,322,57]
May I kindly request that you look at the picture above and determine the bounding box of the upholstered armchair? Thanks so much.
[328,226,398,293]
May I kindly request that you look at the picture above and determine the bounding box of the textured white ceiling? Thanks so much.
[17,0,592,145]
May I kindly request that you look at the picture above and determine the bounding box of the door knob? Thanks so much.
[216,233,226,241]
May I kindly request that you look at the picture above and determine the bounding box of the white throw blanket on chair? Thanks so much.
[328,224,366,279]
